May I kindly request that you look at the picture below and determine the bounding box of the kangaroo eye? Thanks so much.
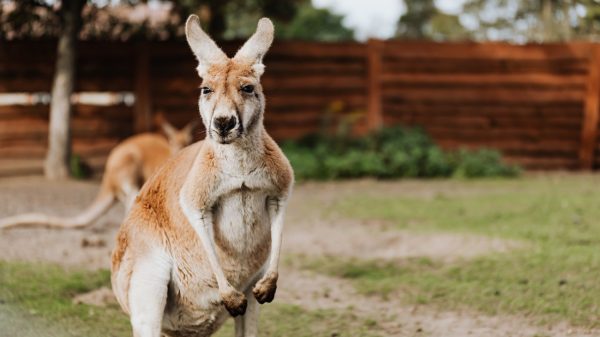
[200,87,213,95]
[241,85,254,94]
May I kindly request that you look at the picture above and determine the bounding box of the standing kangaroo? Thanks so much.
[0,119,196,230]
[111,16,293,337]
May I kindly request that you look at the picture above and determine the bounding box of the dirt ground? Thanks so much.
[0,176,597,337]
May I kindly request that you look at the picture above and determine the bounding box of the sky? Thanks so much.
[312,0,467,41]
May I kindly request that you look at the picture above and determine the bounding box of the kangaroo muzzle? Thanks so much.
[212,115,239,143]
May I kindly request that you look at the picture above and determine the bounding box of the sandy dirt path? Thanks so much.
[0,177,597,337]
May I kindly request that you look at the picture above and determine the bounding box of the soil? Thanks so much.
[0,176,597,337]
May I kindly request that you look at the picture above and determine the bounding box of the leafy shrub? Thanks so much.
[449,149,521,178]
[281,126,520,180]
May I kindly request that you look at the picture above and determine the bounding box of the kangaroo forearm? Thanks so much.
[179,194,231,291]
[266,199,287,275]
[194,218,231,290]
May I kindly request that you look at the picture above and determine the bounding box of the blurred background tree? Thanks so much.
[571,0,600,39]
[176,0,297,39]
[272,1,354,41]
[44,0,84,180]
[455,0,600,42]
[395,0,470,40]
[396,0,436,39]
[216,0,353,41]
[1,0,85,179]
[391,0,600,43]
[461,0,573,42]
[1,0,354,41]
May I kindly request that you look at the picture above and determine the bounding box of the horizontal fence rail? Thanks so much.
[0,40,599,175]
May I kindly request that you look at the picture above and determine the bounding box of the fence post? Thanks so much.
[366,39,384,131]
[579,45,600,170]
[134,42,152,133]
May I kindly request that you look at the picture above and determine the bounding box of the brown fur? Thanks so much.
[111,131,293,333]
[252,271,278,304]
[111,16,292,337]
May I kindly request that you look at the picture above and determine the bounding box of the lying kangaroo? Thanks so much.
[111,16,293,337]
[0,119,196,230]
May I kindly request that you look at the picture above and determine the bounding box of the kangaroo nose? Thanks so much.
[213,116,237,135]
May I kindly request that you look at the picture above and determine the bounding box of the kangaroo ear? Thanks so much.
[161,121,177,139]
[233,18,274,77]
[185,15,228,77]
[183,119,200,134]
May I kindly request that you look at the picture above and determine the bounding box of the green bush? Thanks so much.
[449,149,521,178]
[281,126,520,180]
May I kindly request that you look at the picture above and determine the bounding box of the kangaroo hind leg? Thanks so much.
[128,248,171,337]
[234,289,260,337]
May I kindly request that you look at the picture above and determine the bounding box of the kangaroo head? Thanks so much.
[161,119,197,153]
[185,15,274,145]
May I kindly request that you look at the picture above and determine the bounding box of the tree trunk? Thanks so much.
[44,0,83,180]
[560,0,572,41]
[540,0,554,41]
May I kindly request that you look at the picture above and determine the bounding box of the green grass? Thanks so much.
[214,304,383,337]
[0,260,383,337]
[303,175,600,328]
[0,261,130,337]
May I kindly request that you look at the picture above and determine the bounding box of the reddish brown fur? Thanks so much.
[111,129,293,320]
[111,17,293,336]
[263,135,294,194]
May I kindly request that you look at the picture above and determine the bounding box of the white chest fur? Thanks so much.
[212,180,271,256]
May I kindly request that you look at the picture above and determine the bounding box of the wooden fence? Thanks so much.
[1,39,600,175]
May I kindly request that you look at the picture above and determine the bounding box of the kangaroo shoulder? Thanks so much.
[262,133,294,194]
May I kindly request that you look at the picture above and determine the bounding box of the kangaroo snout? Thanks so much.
[213,116,238,137]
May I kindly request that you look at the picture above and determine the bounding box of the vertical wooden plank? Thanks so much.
[579,44,600,170]
[367,39,384,130]
[134,43,152,133]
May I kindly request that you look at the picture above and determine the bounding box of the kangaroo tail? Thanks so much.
[0,189,116,230]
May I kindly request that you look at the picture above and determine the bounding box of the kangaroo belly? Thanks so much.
[163,188,271,334]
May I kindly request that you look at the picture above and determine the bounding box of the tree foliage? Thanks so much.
[396,0,470,41]
[274,1,354,42]
[177,0,298,39]
[397,0,600,42]
[221,0,353,41]
[396,0,437,39]
[462,0,574,42]
[458,0,600,42]
[0,0,182,40]
[1,0,352,41]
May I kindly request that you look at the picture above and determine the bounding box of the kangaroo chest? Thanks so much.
[213,183,271,258]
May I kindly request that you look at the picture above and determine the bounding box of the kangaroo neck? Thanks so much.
[208,126,265,174]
